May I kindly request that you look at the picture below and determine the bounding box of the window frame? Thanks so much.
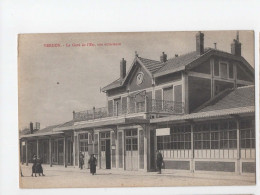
[219,61,229,79]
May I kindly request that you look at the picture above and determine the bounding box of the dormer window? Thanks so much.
[219,62,228,79]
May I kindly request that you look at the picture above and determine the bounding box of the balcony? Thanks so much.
[73,99,184,122]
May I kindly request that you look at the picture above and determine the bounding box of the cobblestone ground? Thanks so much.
[20,164,255,188]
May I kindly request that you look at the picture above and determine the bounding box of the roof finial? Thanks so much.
[236,31,239,42]
[135,51,138,57]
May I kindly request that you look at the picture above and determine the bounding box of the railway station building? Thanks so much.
[20,32,255,174]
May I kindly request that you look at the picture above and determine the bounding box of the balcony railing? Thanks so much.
[74,99,184,122]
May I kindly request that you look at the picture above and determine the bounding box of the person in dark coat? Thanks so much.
[31,154,37,177]
[156,150,163,174]
[36,156,45,176]
[79,152,84,170]
[20,165,23,177]
[88,154,97,175]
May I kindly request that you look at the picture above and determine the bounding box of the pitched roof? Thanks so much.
[138,57,164,73]
[19,121,74,138]
[154,51,201,75]
[102,57,163,92]
[198,85,255,112]
[102,78,123,92]
[19,128,31,136]
[102,48,254,91]
[154,48,254,77]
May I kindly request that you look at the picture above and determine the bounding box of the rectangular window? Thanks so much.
[101,140,106,151]
[113,98,121,116]
[122,97,127,114]
[155,89,162,100]
[174,85,183,113]
[194,120,237,150]
[220,62,228,79]
[174,85,182,102]
[229,63,234,78]
[118,132,123,168]
[100,131,110,139]
[79,133,88,152]
[163,87,173,102]
[157,124,191,151]
[108,100,113,116]
[240,119,255,149]
[214,59,219,76]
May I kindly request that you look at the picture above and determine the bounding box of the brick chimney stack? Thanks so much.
[120,58,126,79]
[196,31,204,55]
[30,122,33,134]
[35,122,40,130]
[160,52,167,62]
[231,31,241,56]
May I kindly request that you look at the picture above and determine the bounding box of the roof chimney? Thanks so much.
[196,31,204,55]
[30,122,33,134]
[73,110,75,119]
[231,31,241,56]
[35,122,40,130]
[120,58,126,79]
[214,43,217,49]
[160,52,167,62]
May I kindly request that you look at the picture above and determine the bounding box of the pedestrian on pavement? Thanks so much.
[36,156,45,176]
[79,152,84,170]
[20,165,23,177]
[156,150,163,174]
[31,154,37,177]
[88,154,97,175]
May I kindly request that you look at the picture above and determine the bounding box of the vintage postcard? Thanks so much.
[18,31,255,188]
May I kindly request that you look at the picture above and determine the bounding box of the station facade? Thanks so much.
[20,32,255,174]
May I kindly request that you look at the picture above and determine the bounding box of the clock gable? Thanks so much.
[127,61,153,92]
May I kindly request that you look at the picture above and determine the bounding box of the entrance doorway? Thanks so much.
[52,139,64,165]
[79,133,89,168]
[100,132,111,169]
[125,129,138,171]
[150,129,155,170]
[67,138,73,165]
[39,139,49,164]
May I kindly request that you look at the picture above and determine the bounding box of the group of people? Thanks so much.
[79,152,97,175]
[31,154,45,177]
[20,154,45,177]
[24,151,162,177]
[79,151,163,175]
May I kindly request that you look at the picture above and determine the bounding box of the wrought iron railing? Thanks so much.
[74,99,184,121]
[148,99,184,114]
[94,107,108,119]
[74,109,94,121]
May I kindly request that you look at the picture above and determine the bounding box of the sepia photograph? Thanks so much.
[18,31,255,188]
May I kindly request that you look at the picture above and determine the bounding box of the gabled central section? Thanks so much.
[126,60,153,92]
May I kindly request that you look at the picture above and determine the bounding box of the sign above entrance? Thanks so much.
[156,128,170,136]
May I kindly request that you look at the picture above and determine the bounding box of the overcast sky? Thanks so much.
[18,31,254,129]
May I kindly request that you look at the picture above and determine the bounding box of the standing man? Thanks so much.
[79,152,84,170]
[156,150,163,174]
[88,154,97,175]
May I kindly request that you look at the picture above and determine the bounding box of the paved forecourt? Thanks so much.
[20,164,255,188]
